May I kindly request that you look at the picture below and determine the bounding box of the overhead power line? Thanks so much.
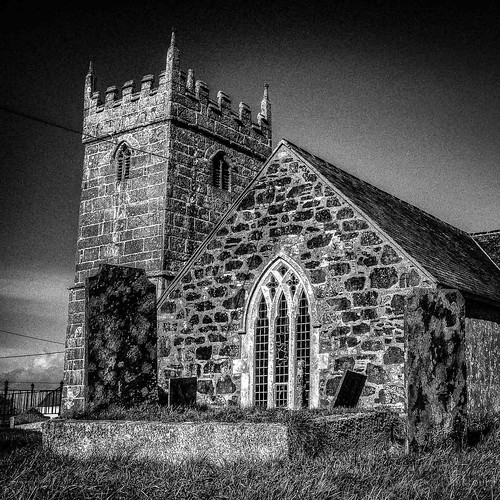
[0,105,171,162]
[3,381,63,384]
[0,352,65,359]
[0,328,65,345]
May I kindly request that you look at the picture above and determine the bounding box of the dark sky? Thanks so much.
[1,0,499,386]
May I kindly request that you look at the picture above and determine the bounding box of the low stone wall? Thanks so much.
[42,411,405,463]
[42,420,288,463]
[311,411,406,455]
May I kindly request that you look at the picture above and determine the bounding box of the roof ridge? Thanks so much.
[470,234,500,274]
[471,229,500,236]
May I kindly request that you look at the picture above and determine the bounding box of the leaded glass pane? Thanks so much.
[254,295,269,407]
[221,160,230,190]
[296,291,311,407]
[266,274,278,299]
[275,293,289,407]
[278,265,288,277]
[287,273,299,296]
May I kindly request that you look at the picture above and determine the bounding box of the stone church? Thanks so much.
[63,34,500,424]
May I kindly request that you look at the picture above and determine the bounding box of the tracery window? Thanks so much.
[212,151,230,191]
[249,260,312,409]
[116,143,131,182]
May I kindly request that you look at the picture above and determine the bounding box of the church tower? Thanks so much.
[62,33,272,412]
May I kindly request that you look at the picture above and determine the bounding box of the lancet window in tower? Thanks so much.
[249,260,312,409]
[116,143,131,182]
[212,152,230,191]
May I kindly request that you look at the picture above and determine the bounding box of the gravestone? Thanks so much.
[163,377,198,406]
[332,369,367,407]
[86,264,157,410]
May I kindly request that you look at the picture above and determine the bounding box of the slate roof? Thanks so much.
[471,230,500,267]
[284,140,500,304]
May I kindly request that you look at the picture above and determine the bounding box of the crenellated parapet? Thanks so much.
[168,72,272,158]
[82,33,272,155]
[82,68,169,143]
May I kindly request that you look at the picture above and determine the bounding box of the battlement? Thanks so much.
[85,71,167,110]
[178,68,270,129]
[82,35,272,152]
[168,69,272,153]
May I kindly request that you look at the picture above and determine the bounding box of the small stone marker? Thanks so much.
[166,377,197,406]
[332,369,367,407]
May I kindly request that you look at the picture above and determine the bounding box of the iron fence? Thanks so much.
[1,381,63,424]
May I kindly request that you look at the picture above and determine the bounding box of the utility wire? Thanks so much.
[0,105,171,163]
[0,352,65,359]
[0,104,167,277]
[0,329,65,345]
[3,381,63,384]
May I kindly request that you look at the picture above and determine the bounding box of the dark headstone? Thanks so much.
[86,264,157,410]
[165,377,197,406]
[332,369,367,408]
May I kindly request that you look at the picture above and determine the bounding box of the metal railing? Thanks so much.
[1,381,63,424]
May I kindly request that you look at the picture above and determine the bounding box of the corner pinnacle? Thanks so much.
[264,83,269,100]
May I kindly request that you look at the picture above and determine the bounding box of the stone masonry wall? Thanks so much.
[466,317,500,420]
[64,39,272,412]
[165,76,272,273]
[64,118,168,412]
[158,145,435,409]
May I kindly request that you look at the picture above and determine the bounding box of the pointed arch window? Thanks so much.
[116,143,131,182]
[248,260,312,409]
[212,151,230,191]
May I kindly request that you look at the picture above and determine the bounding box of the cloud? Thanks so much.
[0,349,64,389]
[0,267,69,385]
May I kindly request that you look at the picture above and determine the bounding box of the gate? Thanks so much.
[1,381,63,425]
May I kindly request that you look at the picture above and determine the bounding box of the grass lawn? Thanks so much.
[1,412,500,500]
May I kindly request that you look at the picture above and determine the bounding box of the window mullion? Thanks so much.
[267,302,275,409]
[289,298,298,409]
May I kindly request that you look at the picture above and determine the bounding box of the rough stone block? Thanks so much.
[405,288,466,451]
